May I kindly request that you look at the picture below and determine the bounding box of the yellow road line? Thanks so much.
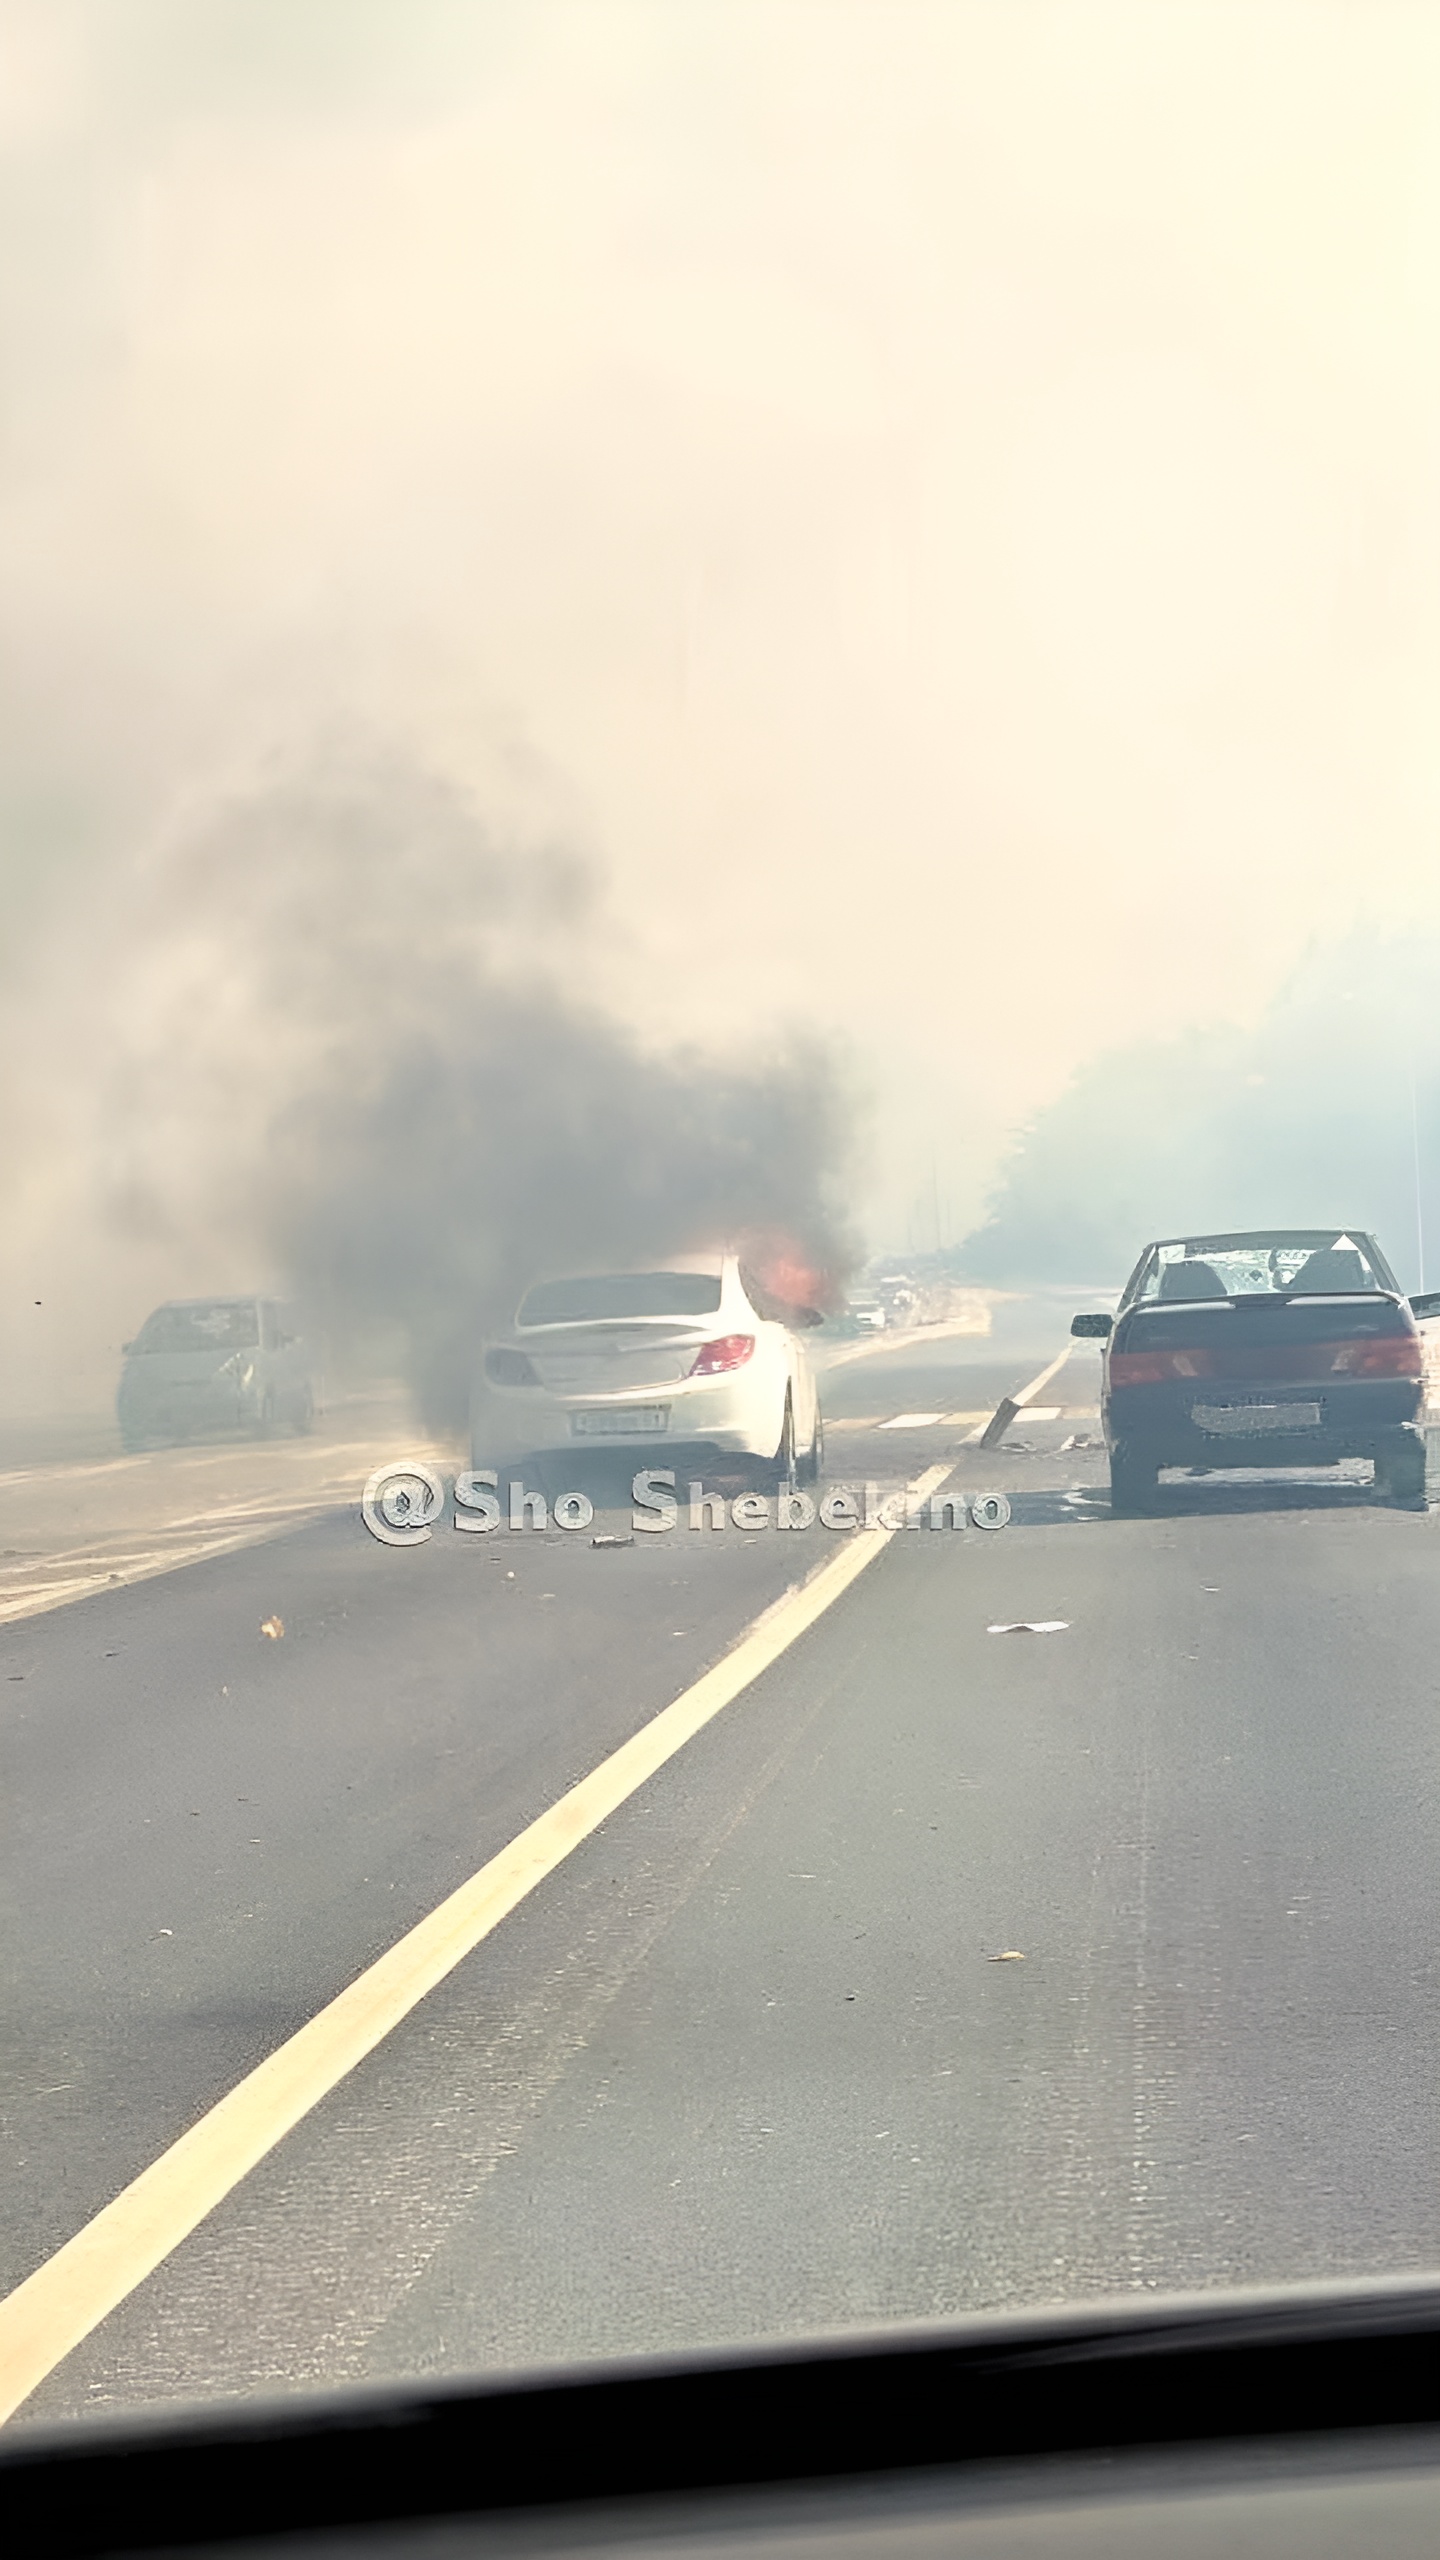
[0,1464,952,2423]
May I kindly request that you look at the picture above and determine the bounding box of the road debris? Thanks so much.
[591,1533,634,1549]
[259,1616,285,1640]
[979,1396,1022,1450]
[987,1620,1069,1635]
[991,1949,1026,1962]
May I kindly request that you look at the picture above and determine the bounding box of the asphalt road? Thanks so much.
[7,1313,1440,2427]
[0,1389,438,1626]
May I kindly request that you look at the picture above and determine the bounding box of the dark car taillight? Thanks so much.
[485,1346,540,1386]
[688,1334,756,1377]
[1327,1335,1424,1380]
[1109,1347,1218,1385]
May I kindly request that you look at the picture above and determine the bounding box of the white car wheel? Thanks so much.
[774,1392,797,1488]
[799,1400,823,1484]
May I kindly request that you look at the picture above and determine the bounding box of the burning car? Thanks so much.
[470,1254,824,1486]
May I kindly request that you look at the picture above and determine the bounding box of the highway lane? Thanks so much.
[0,1319,1013,1627]
[12,1322,1440,2425]
[3,1331,1015,2303]
[0,1391,438,1627]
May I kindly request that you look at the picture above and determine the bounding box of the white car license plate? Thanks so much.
[571,1406,669,1436]
[1191,1401,1321,1434]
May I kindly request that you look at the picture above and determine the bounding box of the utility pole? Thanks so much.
[1412,1066,1426,1293]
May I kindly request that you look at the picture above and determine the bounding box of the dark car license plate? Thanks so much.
[1191,1400,1322,1434]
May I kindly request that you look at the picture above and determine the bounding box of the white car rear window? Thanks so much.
[517,1273,724,1325]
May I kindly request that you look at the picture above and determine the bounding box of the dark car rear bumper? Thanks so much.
[1105,1381,1422,1468]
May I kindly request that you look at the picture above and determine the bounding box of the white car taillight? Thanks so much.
[485,1346,541,1386]
[688,1334,756,1377]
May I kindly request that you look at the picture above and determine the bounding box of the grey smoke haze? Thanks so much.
[2,3,1437,1388]
[4,4,1437,1272]
[64,747,859,1429]
[961,932,1440,1292]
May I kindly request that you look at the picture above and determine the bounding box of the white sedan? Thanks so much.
[470,1255,824,1484]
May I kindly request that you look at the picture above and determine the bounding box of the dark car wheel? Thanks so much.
[1109,1443,1158,1515]
[1374,1432,1427,1508]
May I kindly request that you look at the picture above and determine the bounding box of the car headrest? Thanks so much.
[1288,1249,1372,1294]
[1157,1259,1226,1301]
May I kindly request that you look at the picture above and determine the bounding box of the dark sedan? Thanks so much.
[1072,1229,1438,1513]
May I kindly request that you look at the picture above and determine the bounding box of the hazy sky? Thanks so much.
[3,0,1439,1245]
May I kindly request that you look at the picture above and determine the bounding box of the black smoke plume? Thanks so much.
[97,747,859,1427]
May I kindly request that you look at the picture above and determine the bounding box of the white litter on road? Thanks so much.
[987,1620,1070,1635]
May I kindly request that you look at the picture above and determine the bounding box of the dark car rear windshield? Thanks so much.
[131,1302,260,1352]
[1132,1233,1387,1305]
[517,1272,724,1326]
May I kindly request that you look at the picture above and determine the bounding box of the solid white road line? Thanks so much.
[0,1464,953,2424]
[828,1411,992,1433]
[1007,1342,1076,1408]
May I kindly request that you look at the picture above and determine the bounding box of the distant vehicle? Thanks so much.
[847,1297,888,1331]
[471,1255,823,1485]
[1072,1229,1437,1513]
[876,1274,919,1323]
[118,1297,315,1451]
